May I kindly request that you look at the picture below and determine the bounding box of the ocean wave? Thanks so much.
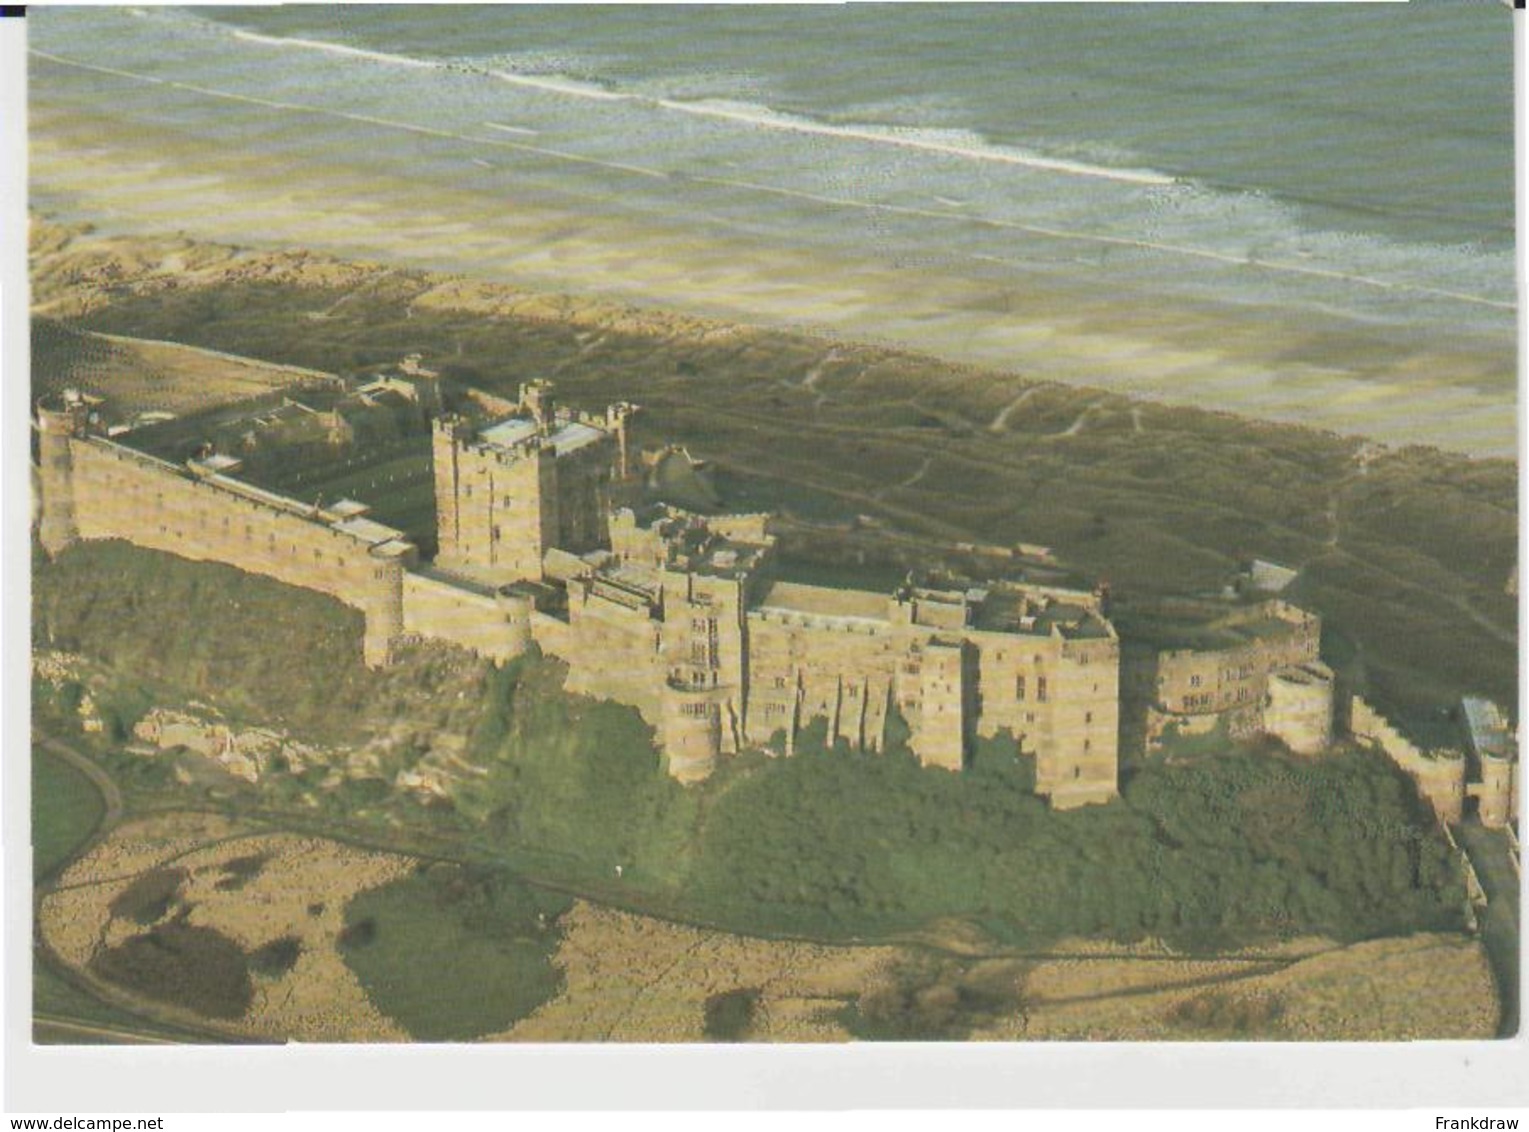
[217,20,1176,187]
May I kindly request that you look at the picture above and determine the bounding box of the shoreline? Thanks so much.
[29,104,1518,460]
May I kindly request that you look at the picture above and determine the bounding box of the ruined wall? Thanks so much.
[1351,697,1466,825]
[64,437,411,666]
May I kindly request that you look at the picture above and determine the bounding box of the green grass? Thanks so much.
[32,962,225,1044]
[340,865,571,1041]
[31,747,105,882]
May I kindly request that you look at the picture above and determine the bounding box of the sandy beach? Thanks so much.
[30,76,1517,458]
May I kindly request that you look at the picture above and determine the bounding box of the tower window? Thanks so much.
[1015,675,1026,701]
[1037,677,1048,702]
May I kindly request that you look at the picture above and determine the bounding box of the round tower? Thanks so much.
[362,551,409,668]
[34,401,84,556]
[661,680,722,785]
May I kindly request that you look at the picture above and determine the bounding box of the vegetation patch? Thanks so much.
[690,729,1463,949]
[214,853,269,891]
[90,922,253,1020]
[249,935,303,978]
[31,748,105,882]
[842,955,1027,1041]
[339,864,572,1041]
[108,868,188,927]
[702,988,762,1042]
[1169,989,1287,1038]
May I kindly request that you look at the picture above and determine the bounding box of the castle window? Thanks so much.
[1015,675,1026,701]
[1190,674,1202,688]
[847,685,859,699]
[1026,712,1036,725]
[1074,766,1082,779]
[1083,740,1091,752]
[1036,677,1048,702]
[774,676,787,689]
[1085,711,1093,724]
[492,526,501,542]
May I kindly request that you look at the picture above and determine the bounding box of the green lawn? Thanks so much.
[31,748,104,882]
[340,865,571,1041]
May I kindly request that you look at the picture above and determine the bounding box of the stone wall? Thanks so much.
[1151,602,1321,717]
[1264,663,1335,755]
[62,435,413,666]
[1350,697,1466,825]
[401,572,532,663]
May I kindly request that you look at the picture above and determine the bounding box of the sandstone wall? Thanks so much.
[1264,664,1334,755]
[745,607,901,753]
[1351,697,1466,825]
[401,573,530,663]
[65,437,411,665]
[1153,603,1321,717]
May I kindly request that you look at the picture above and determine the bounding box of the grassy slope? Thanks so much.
[55,271,1516,716]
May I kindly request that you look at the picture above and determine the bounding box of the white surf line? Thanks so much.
[33,48,1513,314]
[483,121,540,138]
[29,49,667,183]
[227,23,1165,185]
[651,98,1175,188]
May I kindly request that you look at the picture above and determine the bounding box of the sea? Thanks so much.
[27,4,1519,448]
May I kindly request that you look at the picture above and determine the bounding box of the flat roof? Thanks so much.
[754,580,889,624]
[549,420,605,456]
[479,418,539,450]
[333,516,408,545]
[324,498,371,519]
[370,539,415,559]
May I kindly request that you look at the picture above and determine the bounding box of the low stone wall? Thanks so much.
[1350,697,1466,825]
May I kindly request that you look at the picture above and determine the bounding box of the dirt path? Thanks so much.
[1457,821,1520,1038]
[988,386,1042,432]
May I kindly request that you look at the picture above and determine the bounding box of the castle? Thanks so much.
[32,371,1519,823]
